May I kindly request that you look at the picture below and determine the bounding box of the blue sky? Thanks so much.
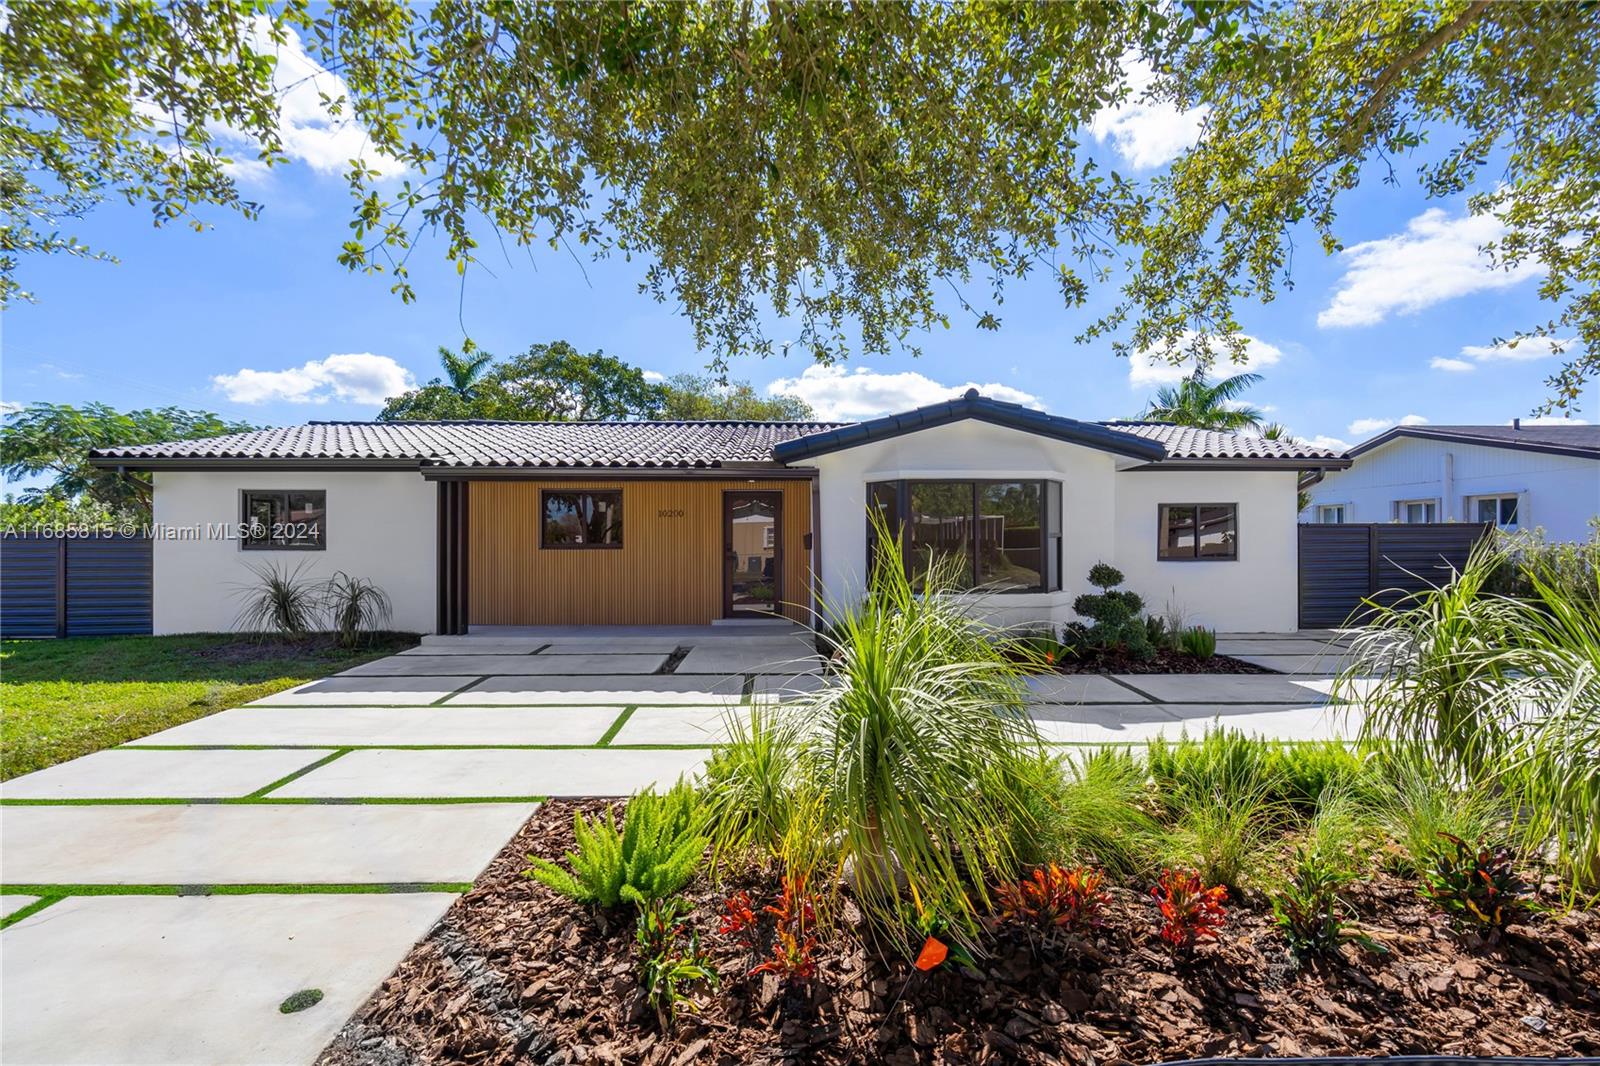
[4,41,1591,481]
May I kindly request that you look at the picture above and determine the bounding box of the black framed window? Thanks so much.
[1158,503,1237,561]
[541,490,623,548]
[865,479,1061,593]
[241,490,326,550]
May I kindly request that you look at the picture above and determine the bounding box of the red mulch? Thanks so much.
[319,802,1600,1066]
[1044,649,1277,675]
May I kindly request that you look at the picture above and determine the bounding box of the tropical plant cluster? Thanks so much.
[1019,562,1220,668]
[1340,529,1600,895]
[519,527,1583,1038]
[232,561,395,648]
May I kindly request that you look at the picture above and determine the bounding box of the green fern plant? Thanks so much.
[526,780,709,907]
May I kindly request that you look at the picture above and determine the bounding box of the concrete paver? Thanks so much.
[1156,703,1365,741]
[449,674,743,705]
[608,705,731,746]
[751,673,826,701]
[397,642,544,656]
[341,653,670,677]
[1228,652,1357,676]
[251,676,478,706]
[675,644,821,674]
[0,748,325,800]
[1024,674,1151,704]
[123,706,624,748]
[536,640,686,654]
[1110,673,1338,704]
[274,748,708,799]
[1215,638,1348,656]
[0,893,454,1066]
[0,803,537,884]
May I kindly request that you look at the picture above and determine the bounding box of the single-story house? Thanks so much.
[1302,422,1600,541]
[90,391,1348,635]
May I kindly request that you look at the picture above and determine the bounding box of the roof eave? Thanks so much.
[1125,457,1353,471]
[772,392,1166,463]
[87,455,426,471]
[1347,427,1599,462]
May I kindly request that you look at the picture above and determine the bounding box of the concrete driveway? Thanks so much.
[0,624,1357,1063]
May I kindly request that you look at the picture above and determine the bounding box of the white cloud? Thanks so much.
[1458,336,1572,363]
[0,401,23,416]
[641,370,667,383]
[1128,332,1284,388]
[212,353,414,405]
[1318,209,1542,328]
[1347,414,1428,437]
[1512,415,1590,426]
[1090,54,1209,171]
[213,18,404,182]
[1429,335,1573,374]
[764,365,1043,421]
[1301,434,1352,453]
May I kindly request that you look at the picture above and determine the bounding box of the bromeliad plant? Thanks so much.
[1422,832,1530,933]
[718,874,820,982]
[799,510,1042,949]
[526,780,708,908]
[1152,868,1228,954]
[995,864,1109,941]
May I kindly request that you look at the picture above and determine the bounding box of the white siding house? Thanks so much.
[1303,424,1600,542]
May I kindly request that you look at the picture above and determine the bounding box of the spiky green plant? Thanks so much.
[1364,751,1507,877]
[1017,747,1160,877]
[700,702,802,866]
[1160,784,1283,894]
[231,560,322,637]
[527,780,708,908]
[320,571,393,648]
[1344,535,1600,892]
[796,509,1039,948]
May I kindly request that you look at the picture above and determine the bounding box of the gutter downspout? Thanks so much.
[1442,451,1456,521]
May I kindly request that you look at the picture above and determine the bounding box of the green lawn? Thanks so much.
[0,633,419,780]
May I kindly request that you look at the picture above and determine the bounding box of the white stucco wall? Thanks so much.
[1303,437,1599,542]
[150,470,436,635]
[808,420,1302,632]
[1113,468,1301,632]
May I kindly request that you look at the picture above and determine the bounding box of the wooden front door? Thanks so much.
[723,491,782,617]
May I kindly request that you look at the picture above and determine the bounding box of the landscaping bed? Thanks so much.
[321,800,1600,1066]
[1040,648,1275,675]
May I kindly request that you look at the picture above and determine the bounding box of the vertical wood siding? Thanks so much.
[468,479,813,625]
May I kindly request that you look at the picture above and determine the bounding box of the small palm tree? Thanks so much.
[1143,370,1265,431]
[438,343,493,402]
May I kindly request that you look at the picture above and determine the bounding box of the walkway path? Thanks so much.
[0,626,1358,1063]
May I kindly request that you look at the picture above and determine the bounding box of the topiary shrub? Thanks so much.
[1072,563,1154,659]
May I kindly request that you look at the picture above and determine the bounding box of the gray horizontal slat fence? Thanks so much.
[1,534,153,638]
[1298,522,1490,629]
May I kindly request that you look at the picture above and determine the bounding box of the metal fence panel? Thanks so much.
[1298,523,1490,628]
[1,534,153,638]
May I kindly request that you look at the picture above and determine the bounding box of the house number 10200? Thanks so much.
[657,508,686,518]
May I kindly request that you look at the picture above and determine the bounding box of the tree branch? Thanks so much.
[1349,0,1491,143]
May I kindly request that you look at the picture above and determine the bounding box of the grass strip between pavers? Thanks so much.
[245,748,352,798]
[0,795,550,806]
[595,706,637,747]
[0,896,62,930]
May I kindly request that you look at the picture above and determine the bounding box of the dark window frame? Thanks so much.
[540,489,625,550]
[1157,502,1239,562]
[239,489,327,551]
[866,478,1061,594]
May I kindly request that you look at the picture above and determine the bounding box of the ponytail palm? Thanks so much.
[799,515,1041,948]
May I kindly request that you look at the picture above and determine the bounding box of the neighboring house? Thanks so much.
[89,391,1347,635]
[1302,423,1600,541]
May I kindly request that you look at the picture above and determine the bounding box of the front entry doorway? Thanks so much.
[723,491,782,617]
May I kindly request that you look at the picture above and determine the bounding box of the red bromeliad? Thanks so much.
[1152,868,1227,952]
[996,864,1109,935]
[721,875,820,981]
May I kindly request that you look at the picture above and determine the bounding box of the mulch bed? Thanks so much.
[320,802,1600,1066]
[188,632,418,665]
[1042,649,1277,675]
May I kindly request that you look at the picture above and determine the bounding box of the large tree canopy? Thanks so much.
[0,403,256,520]
[379,342,814,421]
[5,2,1596,408]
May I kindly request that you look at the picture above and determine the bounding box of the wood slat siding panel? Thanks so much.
[468,480,813,626]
